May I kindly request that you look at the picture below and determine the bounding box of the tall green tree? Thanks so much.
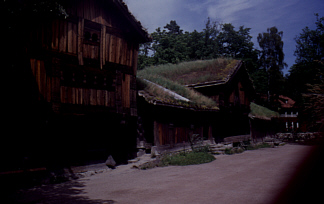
[150,21,189,64]
[257,27,287,107]
[287,14,324,131]
[201,18,221,59]
[287,14,324,103]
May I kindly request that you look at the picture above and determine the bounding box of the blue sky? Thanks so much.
[124,0,324,75]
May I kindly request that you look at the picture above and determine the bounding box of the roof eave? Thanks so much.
[138,91,219,112]
[112,0,152,43]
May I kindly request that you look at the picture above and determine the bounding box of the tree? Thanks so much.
[286,14,324,131]
[201,18,221,59]
[287,14,324,104]
[186,29,205,60]
[303,72,324,131]
[137,18,258,73]
[257,27,287,107]
[149,21,189,64]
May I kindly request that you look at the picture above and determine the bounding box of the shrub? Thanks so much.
[246,142,273,150]
[224,147,244,155]
[159,151,215,166]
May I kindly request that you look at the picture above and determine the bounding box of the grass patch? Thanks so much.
[160,151,216,166]
[246,142,273,150]
[224,147,245,155]
[138,58,238,85]
[224,142,274,155]
[140,151,216,170]
[249,102,279,120]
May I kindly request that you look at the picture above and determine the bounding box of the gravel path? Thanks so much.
[13,144,321,204]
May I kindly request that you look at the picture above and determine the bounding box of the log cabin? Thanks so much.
[185,60,255,140]
[137,58,255,150]
[3,0,150,171]
[137,79,218,151]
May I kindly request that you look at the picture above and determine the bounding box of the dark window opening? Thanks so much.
[84,31,91,41]
[92,33,98,42]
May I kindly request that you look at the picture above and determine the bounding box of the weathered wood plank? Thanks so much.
[105,33,111,63]
[40,60,46,97]
[67,22,73,53]
[122,74,130,108]
[100,25,106,69]
[51,20,59,50]
[72,23,77,54]
[132,46,138,75]
[78,17,84,65]
[59,20,67,52]
[109,35,116,63]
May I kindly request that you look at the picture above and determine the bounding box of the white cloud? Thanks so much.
[124,0,324,73]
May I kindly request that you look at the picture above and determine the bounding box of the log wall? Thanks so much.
[153,121,208,147]
[27,0,143,117]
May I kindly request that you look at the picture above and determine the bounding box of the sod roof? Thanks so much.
[137,58,242,111]
[249,102,280,120]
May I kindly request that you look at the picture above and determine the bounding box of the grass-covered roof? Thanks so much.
[137,58,241,111]
[249,102,279,120]
[138,58,240,86]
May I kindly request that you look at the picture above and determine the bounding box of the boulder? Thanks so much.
[105,155,116,168]
[137,149,145,157]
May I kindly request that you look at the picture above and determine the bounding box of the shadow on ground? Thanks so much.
[6,179,115,204]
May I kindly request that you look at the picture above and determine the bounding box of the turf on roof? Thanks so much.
[249,102,279,120]
[138,58,239,86]
[137,59,241,110]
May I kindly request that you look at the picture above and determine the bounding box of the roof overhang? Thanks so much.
[112,0,152,43]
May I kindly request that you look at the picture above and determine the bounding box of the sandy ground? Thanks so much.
[12,144,323,204]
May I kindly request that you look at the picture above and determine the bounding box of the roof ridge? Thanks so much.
[185,60,242,88]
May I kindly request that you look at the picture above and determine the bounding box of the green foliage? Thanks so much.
[225,143,273,155]
[302,68,324,131]
[257,26,287,107]
[138,19,257,70]
[287,14,324,131]
[138,58,238,85]
[246,143,272,150]
[250,102,280,120]
[294,14,324,64]
[224,147,244,155]
[287,14,324,104]
[4,0,68,33]
[159,151,215,166]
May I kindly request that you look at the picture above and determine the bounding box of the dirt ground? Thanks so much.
[11,144,324,204]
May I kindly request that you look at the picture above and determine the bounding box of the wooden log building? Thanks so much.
[186,60,255,140]
[137,59,255,149]
[3,0,150,171]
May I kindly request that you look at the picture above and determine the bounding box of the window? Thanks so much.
[84,30,100,44]
[84,31,91,41]
[92,33,99,42]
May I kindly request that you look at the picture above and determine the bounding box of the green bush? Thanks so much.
[224,147,244,155]
[160,151,215,166]
[246,142,272,150]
